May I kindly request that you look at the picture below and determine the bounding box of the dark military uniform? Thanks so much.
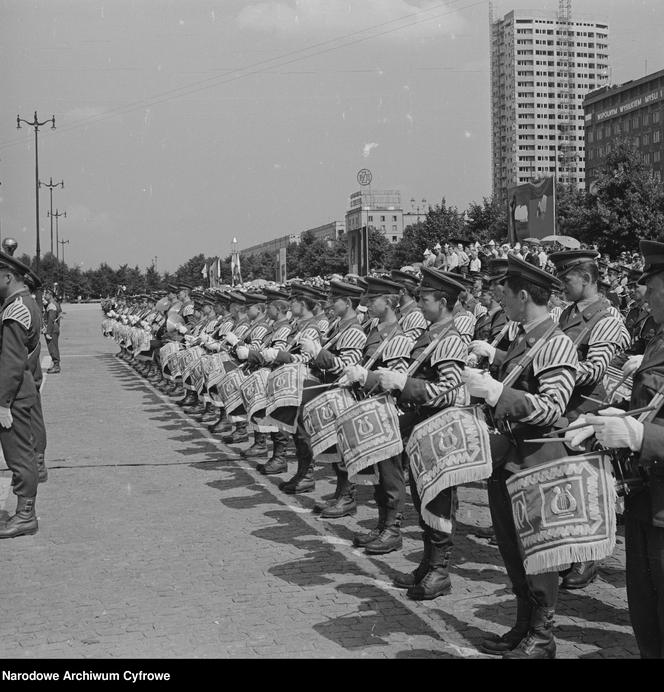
[0,288,42,502]
[44,295,62,372]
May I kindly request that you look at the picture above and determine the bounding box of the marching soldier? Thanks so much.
[568,239,664,658]
[300,280,366,518]
[376,269,468,597]
[0,250,44,538]
[43,288,62,374]
[466,255,579,658]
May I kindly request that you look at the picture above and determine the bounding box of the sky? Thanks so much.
[1,0,663,272]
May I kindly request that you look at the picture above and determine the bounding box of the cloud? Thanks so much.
[362,142,379,158]
[236,0,465,40]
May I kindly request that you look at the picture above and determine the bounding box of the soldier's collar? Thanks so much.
[429,316,455,334]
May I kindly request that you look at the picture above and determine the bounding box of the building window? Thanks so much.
[392,236,398,243]
[380,215,386,222]
[392,224,397,232]
[381,225,386,232]
[392,215,397,222]
[368,215,373,222]
[655,130,661,144]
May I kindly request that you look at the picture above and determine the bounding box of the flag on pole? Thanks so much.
[201,262,208,279]
[216,258,222,287]
[231,237,242,286]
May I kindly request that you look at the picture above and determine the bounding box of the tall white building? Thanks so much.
[490,8,610,201]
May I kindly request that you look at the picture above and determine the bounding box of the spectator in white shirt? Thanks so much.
[469,250,482,274]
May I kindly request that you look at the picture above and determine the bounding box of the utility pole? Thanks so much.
[16,111,56,273]
[39,177,64,255]
[59,239,69,299]
[49,209,66,261]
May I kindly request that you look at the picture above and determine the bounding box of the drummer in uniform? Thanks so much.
[260,283,325,493]
[235,287,294,475]
[337,276,414,554]
[390,270,429,343]
[466,255,578,659]
[569,239,664,658]
[374,269,468,598]
[299,280,367,518]
[441,272,476,345]
[548,250,630,590]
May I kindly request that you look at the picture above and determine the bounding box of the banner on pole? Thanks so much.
[507,177,555,244]
[347,226,370,276]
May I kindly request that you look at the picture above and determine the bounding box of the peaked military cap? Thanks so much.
[638,240,664,285]
[548,250,600,277]
[167,283,179,293]
[291,283,325,301]
[504,254,562,291]
[440,271,475,292]
[627,269,642,286]
[244,292,267,305]
[264,287,291,302]
[488,257,509,281]
[0,251,34,280]
[364,276,405,298]
[228,291,247,304]
[390,269,419,289]
[419,267,465,304]
[178,281,192,290]
[328,280,364,300]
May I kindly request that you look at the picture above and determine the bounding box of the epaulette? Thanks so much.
[2,297,31,331]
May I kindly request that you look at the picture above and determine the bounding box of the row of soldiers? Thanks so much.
[104,243,664,659]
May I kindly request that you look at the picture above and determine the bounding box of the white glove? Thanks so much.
[177,324,187,335]
[376,368,407,392]
[300,338,321,358]
[564,415,595,450]
[236,345,249,361]
[587,407,645,452]
[462,368,504,406]
[262,348,279,363]
[225,332,239,346]
[0,406,12,429]
[343,365,368,386]
[468,340,496,364]
[622,355,643,377]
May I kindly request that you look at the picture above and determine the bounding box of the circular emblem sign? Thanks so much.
[357,169,373,186]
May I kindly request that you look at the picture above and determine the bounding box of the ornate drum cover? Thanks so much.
[264,364,311,433]
[335,394,403,482]
[160,342,183,378]
[302,388,356,459]
[217,369,247,413]
[406,406,492,530]
[241,368,271,420]
[506,452,617,575]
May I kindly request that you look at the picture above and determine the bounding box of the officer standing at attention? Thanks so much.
[569,239,664,659]
[0,249,43,538]
[43,287,62,374]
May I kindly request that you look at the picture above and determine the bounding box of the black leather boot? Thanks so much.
[281,438,315,493]
[364,510,403,555]
[261,433,289,475]
[208,412,229,434]
[222,422,249,444]
[178,391,198,408]
[560,561,598,590]
[241,432,268,458]
[314,463,346,514]
[0,496,38,539]
[406,542,452,600]
[393,534,431,589]
[502,606,556,659]
[183,397,204,416]
[37,453,48,484]
[200,404,219,423]
[321,479,357,518]
[353,505,386,547]
[480,597,533,655]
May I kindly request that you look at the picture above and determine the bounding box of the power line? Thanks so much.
[0,0,484,151]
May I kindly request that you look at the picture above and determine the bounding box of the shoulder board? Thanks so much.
[182,303,194,317]
[3,297,31,331]
[337,325,367,350]
[431,333,467,366]
[383,334,414,362]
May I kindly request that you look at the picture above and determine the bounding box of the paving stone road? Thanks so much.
[0,304,638,658]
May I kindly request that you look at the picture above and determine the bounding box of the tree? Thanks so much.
[174,254,207,288]
[576,140,664,254]
[368,228,392,271]
[464,196,508,244]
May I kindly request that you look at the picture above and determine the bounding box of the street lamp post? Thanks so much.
[16,111,56,273]
[49,209,66,261]
[39,177,64,255]
[58,239,69,300]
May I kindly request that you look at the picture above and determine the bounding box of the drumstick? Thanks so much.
[581,395,612,406]
[535,405,658,440]
[607,370,632,402]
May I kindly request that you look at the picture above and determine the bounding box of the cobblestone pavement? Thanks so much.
[0,304,638,658]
